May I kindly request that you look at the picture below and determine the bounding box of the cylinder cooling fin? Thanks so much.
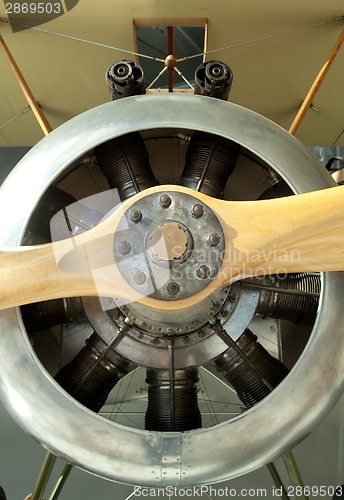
[256,273,321,325]
[55,332,132,413]
[145,368,201,431]
[95,132,157,200]
[214,329,289,408]
[178,131,240,198]
[0,94,343,489]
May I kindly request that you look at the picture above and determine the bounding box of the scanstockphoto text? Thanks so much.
[132,484,343,497]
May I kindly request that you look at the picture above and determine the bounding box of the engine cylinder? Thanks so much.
[25,184,101,243]
[256,273,321,325]
[145,368,202,431]
[95,132,157,200]
[214,329,289,408]
[259,181,294,199]
[55,333,131,413]
[21,297,85,334]
[178,132,239,198]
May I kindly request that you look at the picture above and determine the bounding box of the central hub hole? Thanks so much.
[150,223,188,261]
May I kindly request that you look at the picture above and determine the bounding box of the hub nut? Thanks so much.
[133,271,146,285]
[208,233,221,247]
[191,203,204,218]
[159,194,172,208]
[118,241,131,255]
[167,281,180,296]
[129,209,142,223]
[197,265,211,279]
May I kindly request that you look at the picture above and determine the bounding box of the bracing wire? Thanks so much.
[310,104,344,131]
[0,19,165,62]
[176,16,344,62]
[0,106,30,131]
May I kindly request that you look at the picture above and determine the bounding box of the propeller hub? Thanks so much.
[113,190,225,301]
[150,223,188,261]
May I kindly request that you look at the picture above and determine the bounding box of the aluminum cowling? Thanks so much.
[0,94,343,486]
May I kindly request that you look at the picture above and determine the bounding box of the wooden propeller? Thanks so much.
[0,184,343,313]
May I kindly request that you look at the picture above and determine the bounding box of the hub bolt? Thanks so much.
[197,265,211,279]
[191,203,204,218]
[129,209,142,223]
[118,241,131,254]
[159,194,172,208]
[208,233,220,247]
[133,271,146,285]
[166,281,180,296]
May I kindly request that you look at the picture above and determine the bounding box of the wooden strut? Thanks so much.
[0,34,52,136]
[289,26,344,135]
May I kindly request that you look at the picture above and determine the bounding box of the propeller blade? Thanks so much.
[205,184,344,283]
[0,184,343,312]
[0,214,137,310]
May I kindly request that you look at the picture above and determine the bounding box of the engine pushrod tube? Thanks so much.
[214,325,274,392]
[241,280,320,298]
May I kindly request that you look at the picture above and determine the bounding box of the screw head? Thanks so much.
[208,233,220,247]
[196,265,211,279]
[159,194,172,208]
[118,241,131,254]
[191,203,204,218]
[133,271,146,285]
[166,281,180,296]
[129,209,142,223]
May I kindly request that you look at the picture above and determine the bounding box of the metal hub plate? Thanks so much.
[113,191,225,300]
